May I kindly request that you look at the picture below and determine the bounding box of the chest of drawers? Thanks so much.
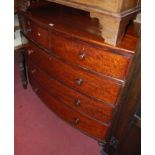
[18,2,140,154]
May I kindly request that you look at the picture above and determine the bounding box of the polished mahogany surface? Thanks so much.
[30,77,109,140]
[26,43,122,105]
[22,3,139,53]
[28,62,114,124]
[50,31,131,80]
[19,2,140,143]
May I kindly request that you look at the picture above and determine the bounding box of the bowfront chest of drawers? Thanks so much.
[19,2,140,155]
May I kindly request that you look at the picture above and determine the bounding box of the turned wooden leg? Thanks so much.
[98,137,119,155]
[17,48,28,89]
[90,11,138,46]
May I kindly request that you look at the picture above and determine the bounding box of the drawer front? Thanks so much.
[28,62,113,124]
[50,31,131,80]
[24,18,49,48]
[27,43,122,105]
[30,78,109,140]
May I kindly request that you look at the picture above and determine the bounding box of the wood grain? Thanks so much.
[47,0,140,13]
[20,4,139,53]
[18,3,140,150]
[47,0,140,45]
[90,10,139,45]
[27,43,122,105]
[30,77,109,140]
[28,62,114,124]
[50,31,131,79]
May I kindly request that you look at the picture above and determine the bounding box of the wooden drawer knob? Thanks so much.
[28,49,34,55]
[73,118,80,125]
[79,52,86,60]
[76,78,84,86]
[75,99,81,106]
[37,32,41,36]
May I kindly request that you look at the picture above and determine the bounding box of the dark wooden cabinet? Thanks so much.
[18,2,141,155]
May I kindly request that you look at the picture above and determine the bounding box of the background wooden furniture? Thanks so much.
[48,0,140,45]
[47,0,141,13]
[18,2,141,155]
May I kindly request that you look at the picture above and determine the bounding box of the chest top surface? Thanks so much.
[23,3,140,54]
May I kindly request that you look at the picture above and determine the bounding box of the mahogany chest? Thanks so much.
[18,2,140,154]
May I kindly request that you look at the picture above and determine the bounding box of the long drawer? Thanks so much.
[30,77,109,140]
[28,62,114,124]
[26,43,122,105]
[50,31,131,80]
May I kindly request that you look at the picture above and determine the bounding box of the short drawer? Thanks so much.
[28,62,114,124]
[24,18,49,48]
[27,43,122,105]
[50,31,131,80]
[30,78,109,140]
